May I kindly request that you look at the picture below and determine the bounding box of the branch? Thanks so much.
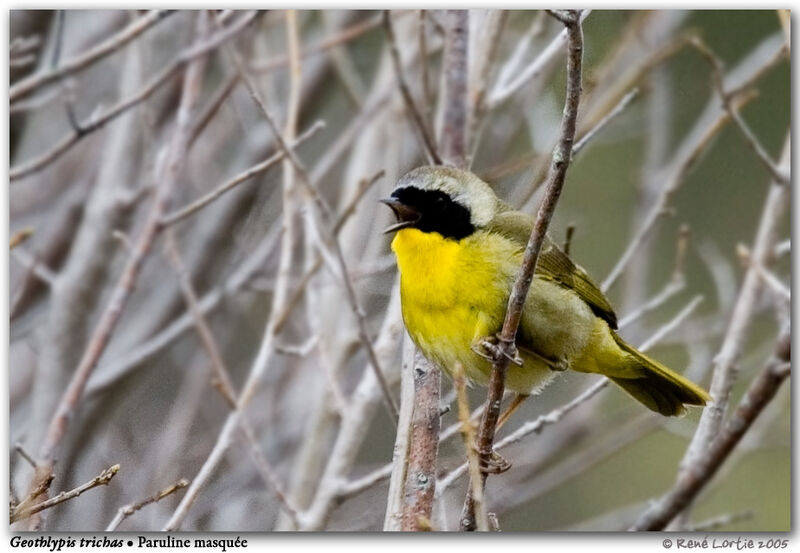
[630,329,790,531]
[439,9,470,167]
[12,465,119,524]
[25,15,210,529]
[600,97,751,292]
[454,363,488,531]
[220,19,398,420]
[105,478,189,531]
[690,37,789,186]
[488,10,590,107]
[10,11,258,182]
[383,10,443,165]
[399,351,441,531]
[678,135,790,500]
[10,10,174,102]
[161,120,326,227]
[572,87,640,159]
[460,10,583,531]
[439,292,705,499]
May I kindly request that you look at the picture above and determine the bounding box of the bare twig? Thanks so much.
[439,291,705,498]
[572,87,640,159]
[686,510,753,532]
[87,167,379,400]
[488,10,590,107]
[14,443,38,469]
[737,245,790,304]
[10,11,258,182]
[250,12,387,73]
[25,17,210,529]
[383,10,443,165]
[10,10,173,102]
[383,337,417,530]
[454,363,488,532]
[105,478,189,531]
[680,135,790,477]
[461,10,583,531]
[161,120,325,227]
[690,38,789,186]
[12,465,119,524]
[601,98,750,292]
[630,329,790,531]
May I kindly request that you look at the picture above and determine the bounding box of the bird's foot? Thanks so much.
[471,335,523,366]
[479,450,512,474]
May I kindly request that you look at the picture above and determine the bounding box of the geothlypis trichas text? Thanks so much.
[382,166,710,417]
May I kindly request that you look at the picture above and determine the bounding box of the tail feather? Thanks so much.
[610,333,710,417]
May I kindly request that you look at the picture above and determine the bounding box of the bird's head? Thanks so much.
[380,166,499,240]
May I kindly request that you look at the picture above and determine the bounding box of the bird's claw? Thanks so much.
[471,335,523,366]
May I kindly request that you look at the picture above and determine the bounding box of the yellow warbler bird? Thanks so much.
[382,166,709,417]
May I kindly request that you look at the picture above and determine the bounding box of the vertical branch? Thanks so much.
[460,9,583,532]
[399,350,442,531]
[454,363,488,531]
[397,8,470,533]
[439,9,469,168]
[383,336,417,530]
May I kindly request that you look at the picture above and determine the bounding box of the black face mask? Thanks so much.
[385,186,475,240]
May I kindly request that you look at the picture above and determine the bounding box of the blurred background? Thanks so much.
[9,10,790,531]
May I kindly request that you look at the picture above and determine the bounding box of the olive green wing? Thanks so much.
[486,209,618,329]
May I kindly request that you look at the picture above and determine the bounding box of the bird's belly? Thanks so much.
[394,228,556,394]
[401,283,556,394]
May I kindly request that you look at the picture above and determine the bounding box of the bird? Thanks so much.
[381,165,710,422]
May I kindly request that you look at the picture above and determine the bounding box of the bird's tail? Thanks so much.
[609,333,711,416]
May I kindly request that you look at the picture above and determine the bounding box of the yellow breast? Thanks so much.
[390,228,521,385]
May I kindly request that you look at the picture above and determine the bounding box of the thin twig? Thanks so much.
[383,10,443,165]
[630,329,790,531]
[222,19,398,420]
[12,465,119,524]
[690,37,789,186]
[439,291,705,498]
[10,10,174,102]
[105,478,189,531]
[162,225,301,525]
[461,10,583,531]
[25,17,210,529]
[161,120,325,227]
[488,10,590,107]
[14,443,38,468]
[686,510,753,532]
[454,363,488,531]
[88,168,380,400]
[737,244,790,304]
[250,12,387,73]
[600,96,753,292]
[573,87,640,159]
[680,135,790,488]
[10,11,258,182]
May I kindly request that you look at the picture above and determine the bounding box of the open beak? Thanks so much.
[380,197,421,234]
